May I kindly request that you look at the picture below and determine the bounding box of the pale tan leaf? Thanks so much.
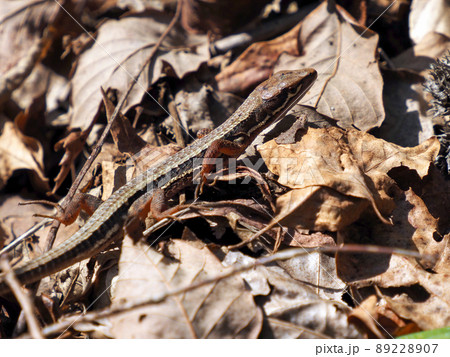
[338,242,450,330]
[379,69,435,147]
[11,63,70,113]
[392,32,450,74]
[276,251,347,301]
[70,11,210,129]
[275,186,369,231]
[170,81,242,133]
[385,293,450,331]
[0,0,58,75]
[117,0,161,12]
[0,1,57,106]
[0,116,48,190]
[409,0,450,44]
[336,187,450,283]
[406,190,450,272]
[379,262,450,330]
[110,239,262,338]
[0,195,52,248]
[275,2,384,131]
[337,224,450,331]
[258,127,439,231]
[223,252,360,339]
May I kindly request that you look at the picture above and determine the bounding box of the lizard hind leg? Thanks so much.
[124,189,182,242]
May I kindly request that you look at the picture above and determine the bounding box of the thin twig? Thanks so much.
[168,92,187,148]
[0,218,52,256]
[226,195,304,250]
[34,244,425,337]
[0,258,44,339]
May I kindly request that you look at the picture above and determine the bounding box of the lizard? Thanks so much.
[0,68,317,295]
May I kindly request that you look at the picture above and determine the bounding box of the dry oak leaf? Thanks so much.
[110,238,262,338]
[336,207,450,331]
[223,252,360,339]
[0,115,48,190]
[336,188,450,284]
[404,189,450,273]
[70,10,210,129]
[258,127,440,231]
[275,2,384,131]
[377,258,450,331]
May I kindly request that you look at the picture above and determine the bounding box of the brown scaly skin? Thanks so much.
[0,68,317,295]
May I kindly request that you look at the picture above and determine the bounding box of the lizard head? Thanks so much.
[257,68,317,117]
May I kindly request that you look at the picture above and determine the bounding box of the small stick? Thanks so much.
[168,92,187,148]
[34,244,426,338]
[0,257,44,339]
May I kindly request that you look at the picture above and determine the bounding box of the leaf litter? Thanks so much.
[0,0,449,339]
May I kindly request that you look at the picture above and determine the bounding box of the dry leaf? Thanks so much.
[339,250,450,331]
[379,69,434,147]
[0,0,58,75]
[275,187,370,232]
[258,127,440,231]
[169,196,332,248]
[52,130,89,194]
[380,262,450,330]
[275,2,384,131]
[100,142,182,201]
[169,80,242,134]
[392,32,450,74]
[117,0,160,12]
[409,0,450,44]
[70,11,210,129]
[348,295,418,338]
[10,63,70,113]
[405,189,449,271]
[223,252,360,339]
[101,89,147,155]
[216,22,302,94]
[335,186,450,331]
[336,187,450,283]
[0,195,52,249]
[110,239,262,338]
[276,250,347,301]
[0,115,48,190]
